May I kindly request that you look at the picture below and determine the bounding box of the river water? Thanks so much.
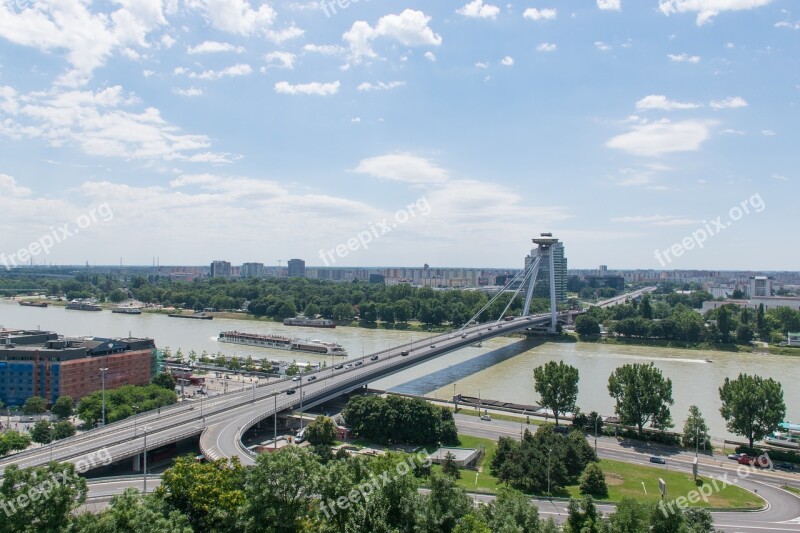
[2,301,798,440]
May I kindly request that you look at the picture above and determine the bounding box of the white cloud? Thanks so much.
[344,9,442,62]
[187,41,245,54]
[274,81,340,96]
[475,62,489,69]
[0,85,231,162]
[761,129,776,136]
[457,0,501,20]
[500,56,514,66]
[425,51,437,62]
[189,64,253,80]
[267,24,305,43]
[536,43,557,52]
[606,119,715,156]
[357,81,406,92]
[772,174,789,181]
[173,87,204,97]
[353,153,449,184]
[0,1,167,84]
[351,117,361,123]
[658,0,774,26]
[597,0,621,10]
[191,0,276,35]
[304,43,344,56]
[264,51,296,69]
[161,34,176,48]
[721,128,746,135]
[775,21,800,30]
[0,173,32,197]
[595,41,612,51]
[710,96,748,109]
[610,215,700,226]
[668,53,701,63]
[523,8,557,21]
[635,95,702,111]
[143,69,155,78]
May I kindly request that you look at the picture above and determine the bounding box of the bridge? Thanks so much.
[0,234,574,473]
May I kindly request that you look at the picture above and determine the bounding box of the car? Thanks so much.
[291,376,301,381]
[307,376,317,382]
[737,454,756,466]
[400,351,409,356]
[480,414,491,421]
[496,325,502,328]
[553,426,569,435]
[728,452,745,461]
[354,361,363,367]
[371,355,379,361]
[429,344,437,349]
[488,327,493,330]
[775,462,796,472]
[286,389,296,395]
[461,334,467,338]
[334,364,344,370]
[649,456,667,465]
[344,363,353,369]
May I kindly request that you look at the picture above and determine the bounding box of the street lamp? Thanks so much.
[594,415,598,453]
[547,447,552,497]
[142,426,152,493]
[99,368,109,427]
[132,405,138,436]
[695,425,699,458]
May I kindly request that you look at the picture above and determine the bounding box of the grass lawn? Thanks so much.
[783,485,800,496]
[564,459,763,510]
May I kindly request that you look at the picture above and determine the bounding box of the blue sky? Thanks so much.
[0,0,797,270]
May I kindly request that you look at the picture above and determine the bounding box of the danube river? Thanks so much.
[2,301,798,440]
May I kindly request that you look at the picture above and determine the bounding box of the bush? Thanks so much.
[579,463,608,497]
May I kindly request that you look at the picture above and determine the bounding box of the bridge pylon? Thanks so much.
[521,233,562,332]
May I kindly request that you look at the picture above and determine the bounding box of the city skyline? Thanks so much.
[0,1,797,269]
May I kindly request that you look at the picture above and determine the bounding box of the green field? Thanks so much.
[783,485,800,496]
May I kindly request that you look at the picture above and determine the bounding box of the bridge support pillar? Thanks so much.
[132,453,142,472]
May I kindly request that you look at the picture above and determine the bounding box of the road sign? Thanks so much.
[658,478,666,498]
[692,457,698,480]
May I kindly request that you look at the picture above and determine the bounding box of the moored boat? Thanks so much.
[283,316,336,328]
[18,300,48,308]
[219,331,346,355]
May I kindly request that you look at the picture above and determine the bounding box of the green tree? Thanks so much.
[242,447,321,533]
[108,288,127,303]
[681,405,710,450]
[607,497,651,533]
[30,419,53,445]
[21,396,48,416]
[716,306,734,343]
[736,324,755,345]
[152,372,177,390]
[533,361,579,426]
[575,315,601,337]
[579,463,608,497]
[608,363,674,437]
[566,496,603,533]
[53,420,77,440]
[417,473,473,533]
[453,513,492,533]
[719,373,786,449]
[71,489,193,532]
[478,486,541,532]
[0,462,88,532]
[51,396,74,419]
[286,361,300,376]
[156,456,245,533]
[0,431,32,457]
[639,294,654,319]
[305,415,337,446]
[441,451,461,480]
[332,303,355,321]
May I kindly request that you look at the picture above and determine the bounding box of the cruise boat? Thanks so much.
[112,305,142,315]
[765,423,800,449]
[66,300,102,311]
[283,316,336,328]
[168,311,212,320]
[219,331,347,356]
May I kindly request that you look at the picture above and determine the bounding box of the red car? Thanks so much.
[737,454,756,465]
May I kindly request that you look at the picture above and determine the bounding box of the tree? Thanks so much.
[608,363,674,437]
[156,456,245,533]
[607,498,651,533]
[152,372,177,390]
[478,486,541,532]
[417,473,473,533]
[719,373,786,449]
[21,396,48,416]
[533,361,579,426]
[242,447,321,533]
[441,451,461,480]
[305,415,337,446]
[71,488,193,532]
[681,405,709,450]
[566,496,602,533]
[0,431,32,457]
[30,419,53,445]
[716,305,734,343]
[579,463,608,497]
[51,396,73,419]
[0,462,88,532]
[639,295,654,320]
[575,315,601,337]
[52,420,77,440]
[736,324,755,345]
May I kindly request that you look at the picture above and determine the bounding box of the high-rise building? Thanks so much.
[287,259,306,278]
[241,262,266,278]
[749,276,772,298]
[525,240,568,302]
[210,260,232,278]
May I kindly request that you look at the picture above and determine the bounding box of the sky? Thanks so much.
[0,0,797,271]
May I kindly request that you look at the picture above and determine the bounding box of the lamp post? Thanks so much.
[594,415,598,453]
[132,405,138,436]
[142,426,151,493]
[99,368,109,427]
[547,447,552,497]
[695,425,699,458]
[274,393,278,450]
[299,373,304,431]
